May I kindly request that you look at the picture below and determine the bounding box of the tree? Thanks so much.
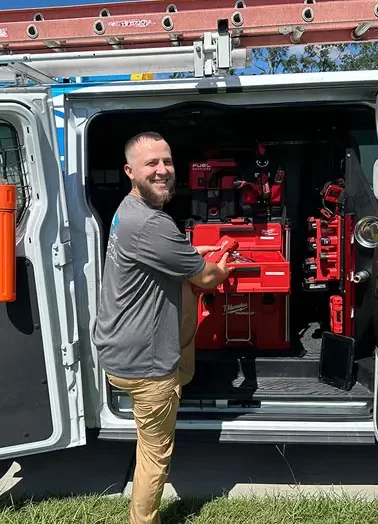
[169,41,378,78]
[250,42,378,75]
[250,46,294,74]
[339,42,378,71]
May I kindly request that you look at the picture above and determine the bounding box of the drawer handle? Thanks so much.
[231,266,261,274]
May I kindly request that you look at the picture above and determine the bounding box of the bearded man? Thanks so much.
[92,131,231,524]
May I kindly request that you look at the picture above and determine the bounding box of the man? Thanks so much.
[92,131,232,524]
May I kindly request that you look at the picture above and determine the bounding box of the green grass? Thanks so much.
[1,493,378,523]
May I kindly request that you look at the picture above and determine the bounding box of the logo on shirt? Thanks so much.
[110,213,119,235]
[107,213,120,267]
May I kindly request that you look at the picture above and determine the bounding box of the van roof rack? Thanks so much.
[0,0,377,83]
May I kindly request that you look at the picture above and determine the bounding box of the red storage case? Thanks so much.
[192,221,283,251]
[191,220,290,350]
[225,251,290,293]
[196,292,289,350]
[191,222,290,294]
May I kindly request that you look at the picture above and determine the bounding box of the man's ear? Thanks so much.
[124,164,134,180]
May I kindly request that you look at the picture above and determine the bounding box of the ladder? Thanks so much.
[0,0,377,83]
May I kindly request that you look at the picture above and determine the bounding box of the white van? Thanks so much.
[1,69,378,462]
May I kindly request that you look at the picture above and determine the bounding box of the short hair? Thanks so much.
[124,131,166,163]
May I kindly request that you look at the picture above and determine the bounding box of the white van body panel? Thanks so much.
[61,71,378,444]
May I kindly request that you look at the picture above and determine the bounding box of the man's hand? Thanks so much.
[217,251,234,278]
[196,245,221,257]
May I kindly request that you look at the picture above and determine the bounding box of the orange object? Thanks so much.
[0,184,17,302]
[330,295,343,334]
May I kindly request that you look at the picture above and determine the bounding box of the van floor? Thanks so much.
[182,323,374,402]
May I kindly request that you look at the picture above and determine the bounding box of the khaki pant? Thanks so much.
[107,282,198,524]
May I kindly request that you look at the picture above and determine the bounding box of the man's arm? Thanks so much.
[135,212,205,278]
[190,245,234,289]
[135,211,232,286]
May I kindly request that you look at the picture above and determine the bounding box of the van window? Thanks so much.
[0,122,29,223]
[351,129,378,187]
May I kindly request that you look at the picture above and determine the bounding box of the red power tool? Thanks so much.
[204,235,239,263]
[191,235,239,295]
[233,142,285,208]
[320,178,345,219]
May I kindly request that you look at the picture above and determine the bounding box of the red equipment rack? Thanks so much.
[190,218,291,350]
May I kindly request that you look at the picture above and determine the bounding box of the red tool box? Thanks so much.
[189,221,291,350]
[192,222,290,294]
[196,292,289,350]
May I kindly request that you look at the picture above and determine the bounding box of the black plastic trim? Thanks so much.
[0,257,53,448]
[110,409,373,423]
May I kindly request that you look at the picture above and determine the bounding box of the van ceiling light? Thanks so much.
[354,216,378,249]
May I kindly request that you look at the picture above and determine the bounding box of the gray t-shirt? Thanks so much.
[91,194,205,379]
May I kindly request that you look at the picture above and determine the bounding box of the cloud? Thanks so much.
[287,43,344,62]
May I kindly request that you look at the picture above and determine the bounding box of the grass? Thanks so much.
[0,493,378,524]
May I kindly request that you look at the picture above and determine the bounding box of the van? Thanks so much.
[1,69,378,462]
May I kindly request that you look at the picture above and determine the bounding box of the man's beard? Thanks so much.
[136,178,175,207]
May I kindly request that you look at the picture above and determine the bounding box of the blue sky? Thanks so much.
[3,0,129,8]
